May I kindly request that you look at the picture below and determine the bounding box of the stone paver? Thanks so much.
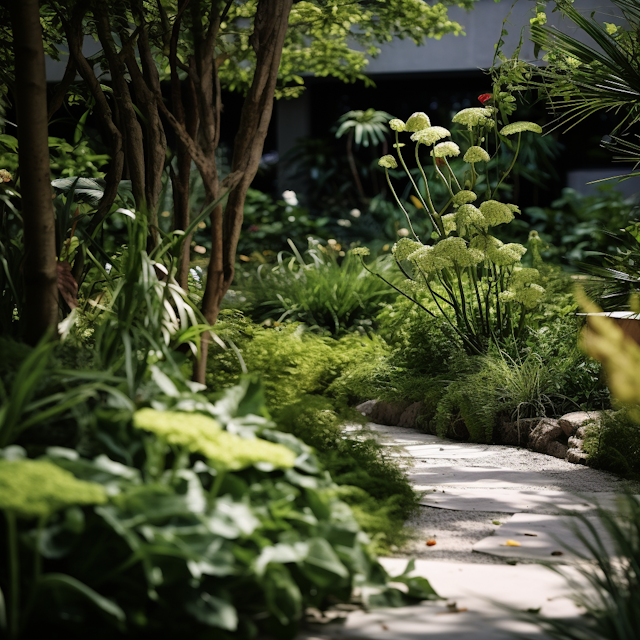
[295,421,632,639]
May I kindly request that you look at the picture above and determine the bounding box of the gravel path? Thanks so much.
[349,422,636,564]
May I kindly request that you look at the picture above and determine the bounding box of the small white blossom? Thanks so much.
[337,219,352,227]
[397,228,410,237]
[282,190,298,206]
[350,208,361,218]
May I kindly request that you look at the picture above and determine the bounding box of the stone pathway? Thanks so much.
[297,422,636,639]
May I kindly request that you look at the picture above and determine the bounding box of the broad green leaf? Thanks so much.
[38,573,125,623]
[185,593,238,631]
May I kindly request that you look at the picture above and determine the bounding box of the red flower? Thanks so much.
[478,93,492,105]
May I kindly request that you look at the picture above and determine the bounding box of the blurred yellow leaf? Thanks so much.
[410,195,424,209]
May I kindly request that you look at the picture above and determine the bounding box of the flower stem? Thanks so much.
[413,144,440,233]
[493,132,521,197]
[6,512,19,640]
[384,169,420,241]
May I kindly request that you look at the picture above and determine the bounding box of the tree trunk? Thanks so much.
[193,0,293,384]
[11,0,58,343]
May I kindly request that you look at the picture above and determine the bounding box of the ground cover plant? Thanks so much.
[204,311,417,552]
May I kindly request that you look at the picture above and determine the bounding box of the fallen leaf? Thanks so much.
[381,624,389,630]
[426,539,436,547]
[524,533,538,537]
[551,551,564,556]
[526,607,541,614]
[492,520,502,525]
[504,539,521,547]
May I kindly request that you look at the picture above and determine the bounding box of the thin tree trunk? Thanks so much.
[11,0,58,342]
[193,0,293,384]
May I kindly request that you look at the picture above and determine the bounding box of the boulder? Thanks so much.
[369,400,412,426]
[567,448,588,465]
[355,399,377,417]
[558,411,600,438]
[528,418,563,453]
[575,426,588,440]
[547,441,569,459]
[494,417,541,446]
[397,402,426,428]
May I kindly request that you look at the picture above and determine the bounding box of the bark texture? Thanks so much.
[191,0,293,383]
[11,0,59,342]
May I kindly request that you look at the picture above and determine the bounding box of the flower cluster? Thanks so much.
[411,126,450,146]
[392,238,421,261]
[463,146,491,164]
[452,107,494,129]
[378,155,398,169]
[350,247,370,257]
[432,141,460,158]
[442,213,457,236]
[389,118,406,132]
[452,190,478,206]
[0,169,12,182]
[479,200,515,227]
[455,204,488,234]
[133,409,296,471]
[404,112,431,132]
[499,121,542,136]
[0,459,107,519]
[408,245,452,275]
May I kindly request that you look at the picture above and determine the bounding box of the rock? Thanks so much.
[547,441,569,459]
[568,435,584,450]
[495,418,541,446]
[567,448,588,465]
[369,400,412,426]
[355,399,377,417]
[575,426,588,440]
[558,411,600,438]
[528,418,563,454]
[397,402,426,429]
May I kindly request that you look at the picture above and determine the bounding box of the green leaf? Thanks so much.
[185,593,238,631]
[38,573,125,623]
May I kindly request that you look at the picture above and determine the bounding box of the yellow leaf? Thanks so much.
[504,539,521,547]
[410,195,424,209]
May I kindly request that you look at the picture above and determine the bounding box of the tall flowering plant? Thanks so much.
[352,104,545,355]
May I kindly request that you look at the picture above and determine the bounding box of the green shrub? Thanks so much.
[584,408,640,477]
[229,239,399,335]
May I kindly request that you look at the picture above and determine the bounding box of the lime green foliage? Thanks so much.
[133,408,296,471]
[584,409,640,477]
[276,396,417,553]
[229,239,399,335]
[0,459,106,519]
[207,312,387,407]
[223,0,474,99]
[205,316,416,552]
